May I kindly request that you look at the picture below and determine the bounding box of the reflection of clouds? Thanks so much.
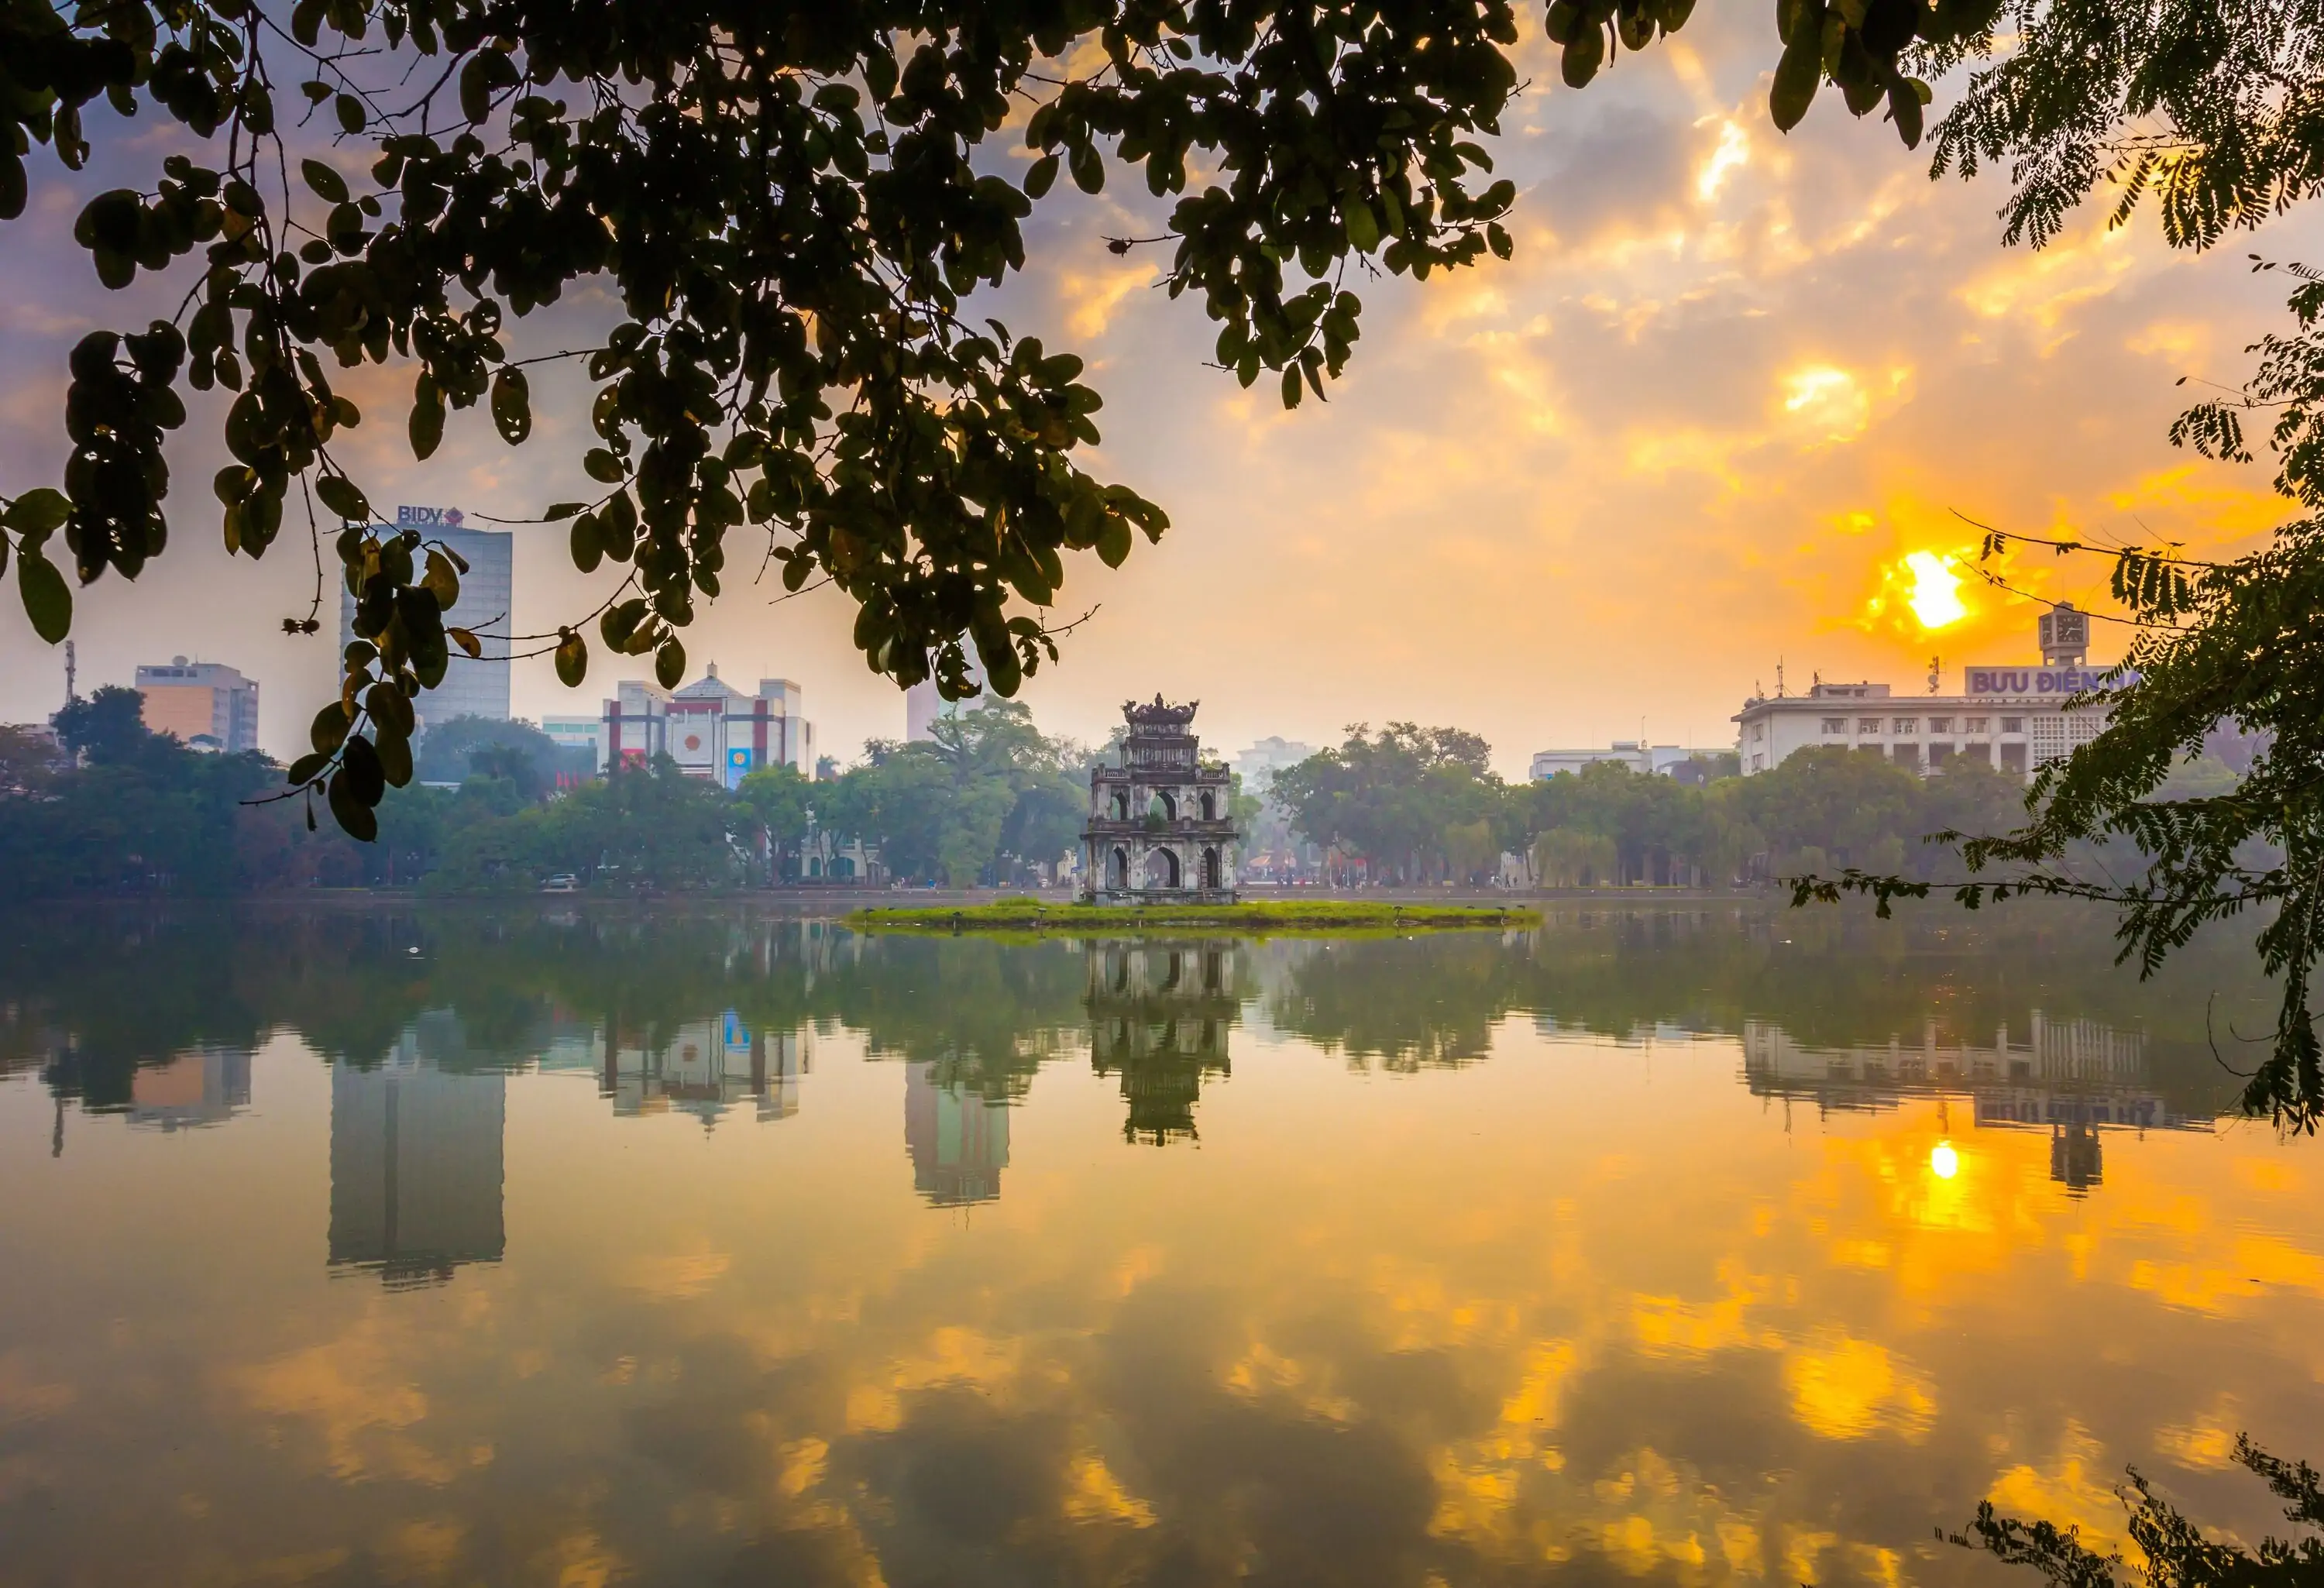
[9,1012,2324,1585]
[232,1310,477,1484]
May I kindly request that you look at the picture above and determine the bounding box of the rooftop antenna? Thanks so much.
[1776,658,1786,697]
[64,639,77,705]
[1927,655,1941,695]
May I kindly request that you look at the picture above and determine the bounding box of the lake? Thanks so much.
[1,902,2316,1586]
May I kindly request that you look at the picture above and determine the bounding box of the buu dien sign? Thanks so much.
[1965,666,2128,696]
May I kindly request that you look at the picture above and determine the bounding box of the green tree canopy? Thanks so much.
[1273,723,1506,883]
[818,700,1083,885]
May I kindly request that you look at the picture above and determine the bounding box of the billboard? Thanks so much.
[725,746,753,789]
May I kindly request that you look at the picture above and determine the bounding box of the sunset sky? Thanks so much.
[2,8,2317,774]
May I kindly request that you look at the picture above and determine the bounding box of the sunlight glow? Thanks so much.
[1929,1141,1960,1181]
[1903,552,1968,629]
[1780,365,1870,442]
[1696,120,1750,201]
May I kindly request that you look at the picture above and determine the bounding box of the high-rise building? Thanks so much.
[136,658,260,753]
[328,1044,506,1287]
[905,650,987,741]
[338,509,513,731]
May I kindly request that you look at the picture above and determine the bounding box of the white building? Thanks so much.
[1529,742,1727,780]
[575,668,812,785]
[338,509,513,730]
[136,658,260,753]
[1231,736,1314,792]
[1734,606,2113,779]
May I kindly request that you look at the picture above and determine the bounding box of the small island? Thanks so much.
[846,899,1541,933]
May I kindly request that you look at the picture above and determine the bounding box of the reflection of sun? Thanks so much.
[1903,552,1968,628]
[1930,1141,1960,1181]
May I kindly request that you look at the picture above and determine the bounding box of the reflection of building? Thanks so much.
[1081,696,1238,903]
[135,658,260,753]
[1732,606,2119,779]
[329,1053,506,1286]
[904,1061,1010,1205]
[603,1013,806,1126]
[1086,941,1237,1144]
[126,1045,252,1129]
[338,512,512,730]
[1742,1011,2208,1194]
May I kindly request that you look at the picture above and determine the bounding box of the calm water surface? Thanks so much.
[1,903,2316,1587]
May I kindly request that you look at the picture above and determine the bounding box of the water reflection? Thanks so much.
[0,903,2314,1588]
[1087,940,1240,1143]
[904,1059,1010,1205]
[605,1014,808,1126]
[125,1043,251,1132]
[1745,1012,2214,1196]
[328,1050,506,1286]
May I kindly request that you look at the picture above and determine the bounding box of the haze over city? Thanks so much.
[2,5,2309,771]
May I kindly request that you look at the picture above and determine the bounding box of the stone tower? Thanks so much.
[1081,696,1239,903]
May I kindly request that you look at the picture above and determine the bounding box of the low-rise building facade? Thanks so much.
[582,669,813,785]
[1529,741,1730,781]
[1733,607,2117,779]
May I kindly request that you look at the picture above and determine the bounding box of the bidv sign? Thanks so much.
[395,505,465,528]
[1965,665,2132,696]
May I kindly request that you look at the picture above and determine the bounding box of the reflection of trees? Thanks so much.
[0,907,265,1106]
[1258,935,1521,1070]
[1954,1433,2320,1585]
[820,934,1087,1102]
[1253,905,2266,1119]
[2,898,2276,1132]
[1085,940,1245,1143]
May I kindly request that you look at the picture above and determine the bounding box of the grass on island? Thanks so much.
[846,898,1540,933]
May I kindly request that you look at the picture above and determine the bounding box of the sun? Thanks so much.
[1902,551,1968,629]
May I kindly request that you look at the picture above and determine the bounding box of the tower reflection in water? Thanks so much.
[904,1059,1009,1205]
[1742,1010,2205,1194]
[1086,940,1237,1144]
[328,1016,506,1287]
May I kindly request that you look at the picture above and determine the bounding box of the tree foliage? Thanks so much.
[816,699,1085,885]
[1952,1435,2322,1587]
[1271,728,2026,887]
[4,0,2299,842]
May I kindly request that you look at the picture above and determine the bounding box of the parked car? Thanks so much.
[540,874,581,894]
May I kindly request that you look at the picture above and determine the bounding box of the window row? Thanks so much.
[1821,715,2024,736]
